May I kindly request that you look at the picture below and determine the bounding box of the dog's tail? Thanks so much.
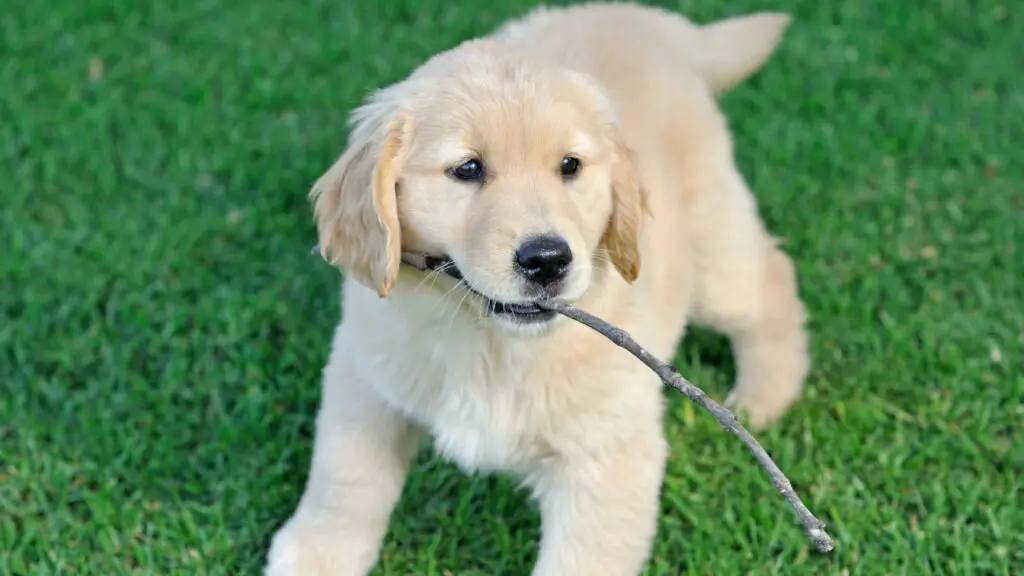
[686,12,791,94]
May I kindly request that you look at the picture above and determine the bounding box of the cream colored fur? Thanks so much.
[267,3,809,575]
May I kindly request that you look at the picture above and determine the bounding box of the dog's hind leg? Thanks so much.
[720,245,809,429]
[687,171,810,430]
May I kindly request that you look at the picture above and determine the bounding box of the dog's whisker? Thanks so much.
[446,281,476,334]
[425,269,451,297]
[441,288,463,334]
[413,260,460,296]
[422,261,467,321]
[433,272,475,328]
[413,266,446,294]
[435,273,470,321]
[433,284,458,322]
[475,278,499,324]
[480,277,509,324]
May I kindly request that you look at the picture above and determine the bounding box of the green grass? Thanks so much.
[2,0,1021,574]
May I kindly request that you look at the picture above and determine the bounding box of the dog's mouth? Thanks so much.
[402,252,555,322]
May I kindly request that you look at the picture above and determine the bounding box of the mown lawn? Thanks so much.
[2,0,1021,574]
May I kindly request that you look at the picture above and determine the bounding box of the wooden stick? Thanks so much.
[535,299,835,553]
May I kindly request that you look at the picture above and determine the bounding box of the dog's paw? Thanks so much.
[265,521,371,576]
[723,382,801,431]
[264,523,321,576]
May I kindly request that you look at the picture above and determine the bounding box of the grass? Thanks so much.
[1,0,1021,574]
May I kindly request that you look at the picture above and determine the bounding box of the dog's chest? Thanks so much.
[367,331,551,474]
[429,381,541,473]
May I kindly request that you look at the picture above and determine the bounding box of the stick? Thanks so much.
[535,299,835,553]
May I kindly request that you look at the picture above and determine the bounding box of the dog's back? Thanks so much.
[490,2,790,99]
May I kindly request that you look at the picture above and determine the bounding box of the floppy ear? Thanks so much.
[560,68,647,282]
[311,93,409,298]
[691,12,791,94]
[602,138,647,283]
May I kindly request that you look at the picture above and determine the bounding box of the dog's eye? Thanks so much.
[560,156,581,178]
[449,159,485,182]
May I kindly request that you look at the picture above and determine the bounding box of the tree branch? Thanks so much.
[535,299,835,554]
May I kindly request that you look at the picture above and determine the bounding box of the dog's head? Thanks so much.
[312,40,644,335]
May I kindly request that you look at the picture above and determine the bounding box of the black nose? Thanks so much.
[515,235,573,286]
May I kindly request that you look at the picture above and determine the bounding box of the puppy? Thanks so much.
[267,3,808,575]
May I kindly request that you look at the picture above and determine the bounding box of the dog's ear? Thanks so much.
[565,69,648,283]
[603,137,647,283]
[692,12,791,94]
[311,89,409,298]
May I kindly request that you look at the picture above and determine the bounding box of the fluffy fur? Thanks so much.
[267,3,809,575]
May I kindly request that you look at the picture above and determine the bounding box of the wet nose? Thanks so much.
[514,235,573,286]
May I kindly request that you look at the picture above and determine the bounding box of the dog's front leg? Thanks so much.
[529,427,668,576]
[266,362,421,576]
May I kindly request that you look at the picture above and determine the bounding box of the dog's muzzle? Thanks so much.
[311,245,558,320]
[400,251,555,319]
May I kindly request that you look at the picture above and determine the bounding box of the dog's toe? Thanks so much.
[723,384,800,431]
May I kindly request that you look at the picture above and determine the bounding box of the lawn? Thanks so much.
[2,0,1021,574]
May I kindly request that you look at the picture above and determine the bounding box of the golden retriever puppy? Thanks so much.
[266,3,808,575]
